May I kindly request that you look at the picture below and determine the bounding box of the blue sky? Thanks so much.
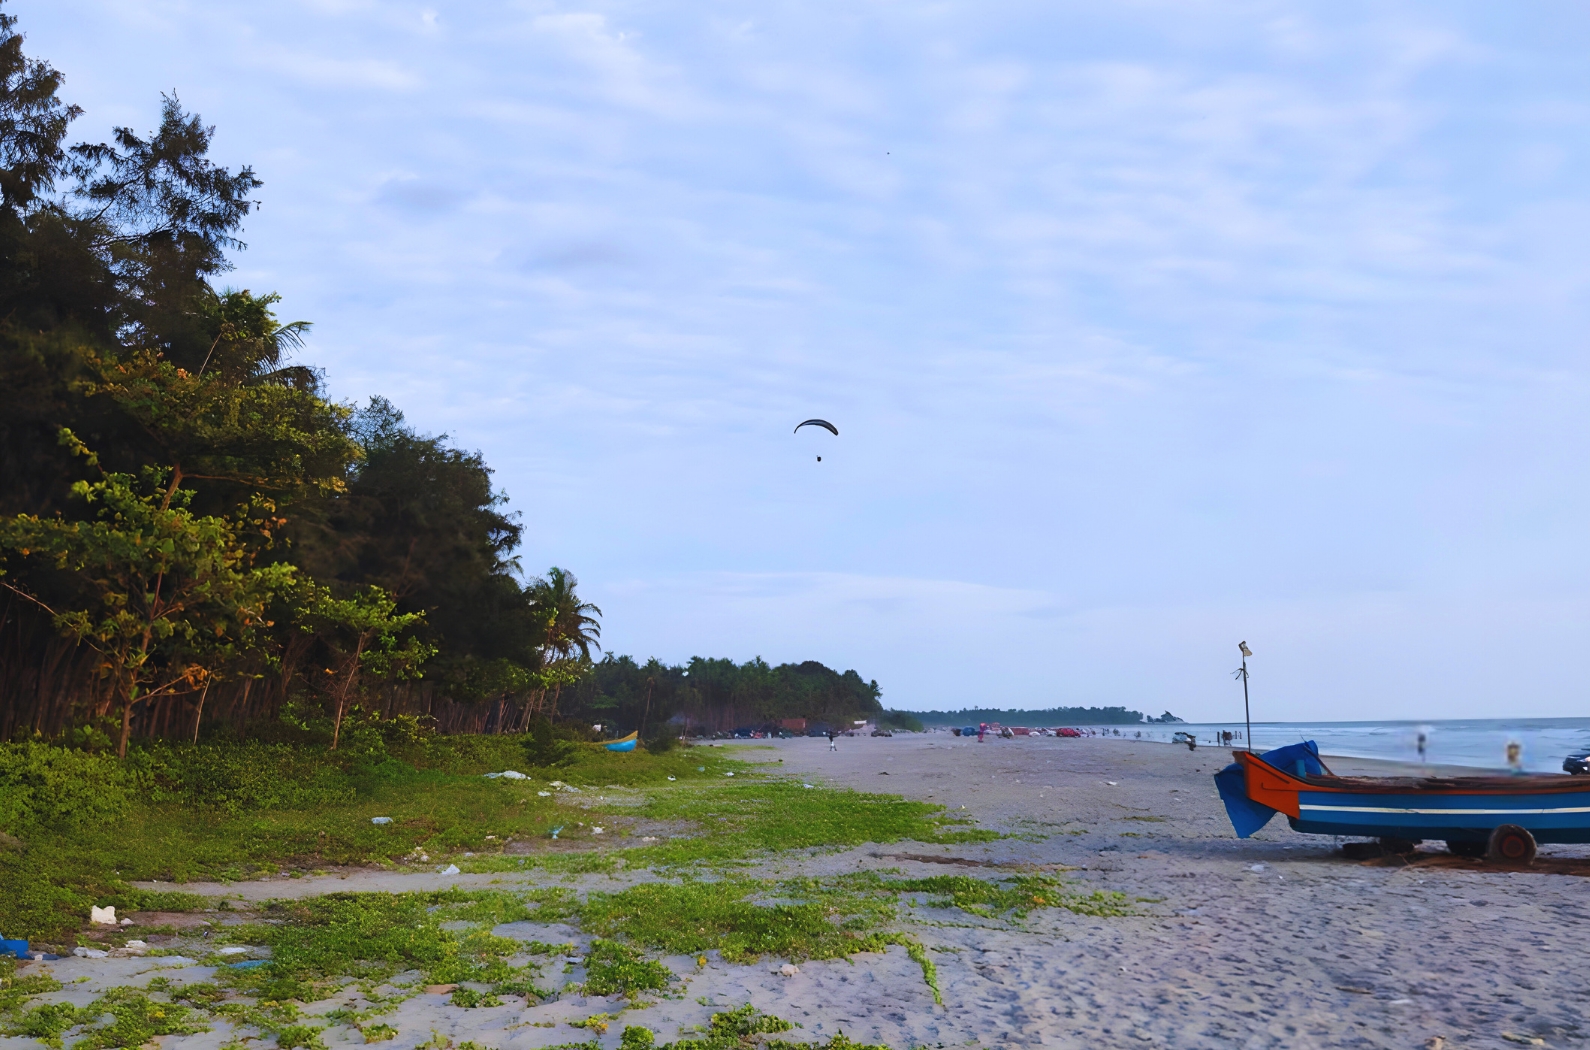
[20,1,1590,720]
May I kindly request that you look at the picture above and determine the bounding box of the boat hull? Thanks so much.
[1289,788,1590,843]
[1218,745,1590,844]
[604,732,639,752]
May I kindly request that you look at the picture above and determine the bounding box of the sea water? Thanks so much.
[1077,718,1590,774]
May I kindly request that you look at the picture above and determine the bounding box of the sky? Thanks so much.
[16,0,1590,721]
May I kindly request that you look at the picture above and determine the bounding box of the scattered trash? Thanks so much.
[778,963,799,977]
[697,767,706,772]
[485,835,496,840]
[802,783,814,789]
[462,852,475,857]
[725,772,735,777]
[1105,781,1118,787]
[537,791,551,797]
[550,826,565,840]
[484,771,528,780]
[28,953,60,961]
[73,947,109,959]
[438,864,460,875]
[371,817,393,825]
[424,984,458,995]
[1248,864,1267,873]
[1388,998,1413,1005]
[229,960,270,970]
[697,955,708,968]
[667,776,677,781]
[591,827,604,835]
[0,938,28,959]
[217,946,250,956]
[90,905,117,925]
[641,836,659,843]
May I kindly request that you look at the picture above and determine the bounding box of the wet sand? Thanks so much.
[10,735,1589,1050]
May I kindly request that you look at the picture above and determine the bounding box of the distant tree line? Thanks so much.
[0,10,884,754]
[903,706,1174,726]
[569,656,885,738]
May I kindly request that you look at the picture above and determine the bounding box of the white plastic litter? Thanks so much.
[438,864,460,875]
[537,791,551,797]
[483,771,527,780]
[666,776,676,781]
[1249,863,1267,872]
[725,772,735,777]
[802,783,814,789]
[591,827,604,835]
[89,905,117,925]
[217,946,249,956]
[370,817,393,825]
[73,947,109,959]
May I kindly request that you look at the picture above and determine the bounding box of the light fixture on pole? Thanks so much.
[1234,641,1253,751]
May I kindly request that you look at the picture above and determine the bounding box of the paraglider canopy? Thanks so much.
[794,419,838,436]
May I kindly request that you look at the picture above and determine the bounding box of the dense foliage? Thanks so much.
[0,7,885,747]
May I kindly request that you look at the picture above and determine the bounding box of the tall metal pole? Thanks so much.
[1241,654,1251,751]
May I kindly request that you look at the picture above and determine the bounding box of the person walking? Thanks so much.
[827,729,838,752]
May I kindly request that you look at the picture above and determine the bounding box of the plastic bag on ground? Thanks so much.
[89,905,117,925]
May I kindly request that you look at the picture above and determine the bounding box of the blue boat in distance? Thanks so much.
[1215,741,1590,862]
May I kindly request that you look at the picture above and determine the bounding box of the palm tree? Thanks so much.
[529,566,602,661]
[527,567,601,717]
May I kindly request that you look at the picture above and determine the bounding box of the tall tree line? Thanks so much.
[0,8,599,753]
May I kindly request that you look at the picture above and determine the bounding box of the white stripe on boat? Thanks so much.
[1300,804,1590,816]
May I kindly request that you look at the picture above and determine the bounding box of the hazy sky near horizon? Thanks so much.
[18,1,1590,720]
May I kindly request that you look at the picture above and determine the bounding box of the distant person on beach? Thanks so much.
[1417,731,1428,762]
[827,730,837,752]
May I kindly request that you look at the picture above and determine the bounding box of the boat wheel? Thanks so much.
[1487,823,1537,865]
[1446,839,1486,859]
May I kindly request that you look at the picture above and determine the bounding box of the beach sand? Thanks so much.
[10,735,1588,1050]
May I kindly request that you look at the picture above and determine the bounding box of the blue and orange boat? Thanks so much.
[1215,741,1590,862]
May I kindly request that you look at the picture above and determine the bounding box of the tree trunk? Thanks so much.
[192,682,210,743]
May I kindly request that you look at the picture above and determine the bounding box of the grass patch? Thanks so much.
[882,873,1132,919]
[2,987,208,1050]
[579,879,896,964]
[583,940,673,998]
[0,738,735,942]
[659,1004,886,1050]
[216,889,565,1002]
